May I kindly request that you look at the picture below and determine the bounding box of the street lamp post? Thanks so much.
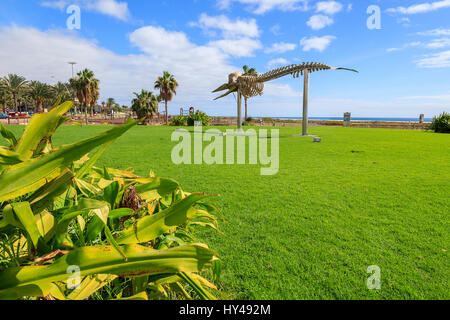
[68,62,77,114]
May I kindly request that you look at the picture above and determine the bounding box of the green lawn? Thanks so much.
[5,124,450,299]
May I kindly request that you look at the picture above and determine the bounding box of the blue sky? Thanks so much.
[0,0,449,117]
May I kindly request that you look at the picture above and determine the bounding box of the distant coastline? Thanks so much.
[268,117,433,122]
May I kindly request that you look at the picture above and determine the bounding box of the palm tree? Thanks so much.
[2,74,28,112]
[101,101,106,119]
[27,81,54,113]
[131,89,159,124]
[69,77,85,115]
[53,82,73,104]
[70,69,99,123]
[154,71,178,125]
[242,65,258,120]
[89,78,100,117]
[106,98,116,120]
[0,83,9,113]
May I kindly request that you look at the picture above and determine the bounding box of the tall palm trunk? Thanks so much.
[2,102,6,113]
[245,97,248,120]
[13,93,18,113]
[90,105,94,117]
[36,101,43,113]
[165,100,168,125]
[84,104,88,125]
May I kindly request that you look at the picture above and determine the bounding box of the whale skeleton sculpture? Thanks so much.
[213,62,358,134]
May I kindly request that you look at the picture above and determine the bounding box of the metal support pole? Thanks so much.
[237,91,243,131]
[302,69,309,136]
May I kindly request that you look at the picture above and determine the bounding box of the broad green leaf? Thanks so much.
[117,193,209,245]
[35,211,56,242]
[0,118,137,202]
[178,272,217,300]
[28,169,74,214]
[8,202,43,249]
[104,225,127,261]
[75,141,113,179]
[115,291,148,300]
[54,199,109,247]
[0,244,216,298]
[109,208,134,220]
[14,101,73,159]
[104,181,120,209]
[0,281,65,300]
[67,274,117,300]
[74,178,101,197]
[0,147,23,165]
[0,123,17,146]
[135,177,180,202]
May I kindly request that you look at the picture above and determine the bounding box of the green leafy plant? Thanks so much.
[430,112,450,133]
[0,101,223,300]
[187,110,210,127]
[171,116,188,126]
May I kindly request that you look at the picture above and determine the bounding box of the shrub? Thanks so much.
[430,112,450,133]
[187,110,210,126]
[0,102,222,300]
[170,115,187,126]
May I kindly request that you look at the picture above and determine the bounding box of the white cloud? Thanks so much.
[208,38,262,57]
[0,25,240,110]
[41,0,67,10]
[316,1,343,15]
[191,13,260,39]
[416,50,450,68]
[265,42,297,54]
[424,38,450,49]
[91,0,130,21]
[306,15,334,30]
[386,41,422,52]
[263,83,299,97]
[418,28,450,36]
[300,35,336,52]
[387,0,450,14]
[387,39,450,52]
[41,0,130,21]
[267,58,288,68]
[217,0,308,14]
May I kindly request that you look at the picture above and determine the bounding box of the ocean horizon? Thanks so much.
[266,116,433,122]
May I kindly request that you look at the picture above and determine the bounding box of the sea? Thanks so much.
[270,117,433,122]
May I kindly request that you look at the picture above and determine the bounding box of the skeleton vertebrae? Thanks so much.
[213,62,357,100]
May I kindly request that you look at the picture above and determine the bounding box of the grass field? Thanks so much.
[4,124,449,300]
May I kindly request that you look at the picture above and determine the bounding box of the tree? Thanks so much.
[155,71,178,125]
[2,74,28,112]
[70,69,99,124]
[131,89,159,124]
[242,65,258,120]
[69,77,85,115]
[106,97,115,119]
[101,101,106,118]
[89,78,100,117]
[53,82,73,106]
[27,81,54,113]
[0,83,9,113]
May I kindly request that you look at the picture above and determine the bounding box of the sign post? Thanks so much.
[344,112,351,127]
